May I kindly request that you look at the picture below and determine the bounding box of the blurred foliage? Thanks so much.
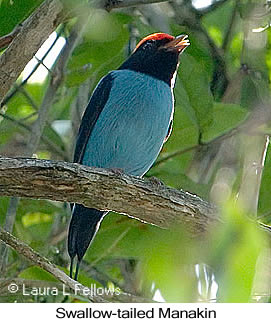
[0,0,43,37]
[0,0,271,303]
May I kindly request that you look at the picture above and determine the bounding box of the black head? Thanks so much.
[119,33,190,87]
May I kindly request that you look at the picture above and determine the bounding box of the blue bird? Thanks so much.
[68,33,190,280]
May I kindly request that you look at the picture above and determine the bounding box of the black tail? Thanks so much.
[68,204,107,280]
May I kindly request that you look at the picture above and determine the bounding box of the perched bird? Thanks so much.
[68,33,190,280]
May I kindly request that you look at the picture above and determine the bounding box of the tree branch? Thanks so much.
[0,156,219,235]
[0,24,23,50]
[0,27,63,108]
[0,22,82,273]
[197,0,230,17]
[0,0,171,104]
[0,227,152,302]
[104,0,168,10]
[0,0,64,102]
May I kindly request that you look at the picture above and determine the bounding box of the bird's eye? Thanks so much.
[145,40,154,47]
[138,39,159,52]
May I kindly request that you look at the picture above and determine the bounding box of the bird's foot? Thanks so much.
[148,176,164,187]
[108,167,124,176]
[105,0,122,11]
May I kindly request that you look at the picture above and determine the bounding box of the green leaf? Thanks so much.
[202,0,234,44]
[141,226,199,302]
[0,0,43,37]
[67,11,129,70]
[178,54,214,132]
[202,102,249,142]
[208,201,267,302]
[21,212,52,228]
[258,145,271,219]
[19,266,58,282]
[84,213,150,261]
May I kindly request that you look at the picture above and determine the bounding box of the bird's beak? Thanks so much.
[160,35,190,53]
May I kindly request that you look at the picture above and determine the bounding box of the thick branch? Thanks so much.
[0,157,219,235]
[0,24,22,50]
[0,0,64,101]
[0,22,82,273]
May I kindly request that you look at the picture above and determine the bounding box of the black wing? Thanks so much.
[73,72,114,164]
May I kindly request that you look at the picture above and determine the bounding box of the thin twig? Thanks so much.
[0,198,19,272]
[197,0,230,17]
[18,86,39,111]
[170,0,228,99]
[222,0,239,51]
[0,0,64,102]
[90,228,131,267]
[0,111,68,159]
[104,0,168,10]
[237,135,270,215]
[0,227,153,302]
[155,121,242,167]
[25,22,82,155]
[155,143,202,167]
[0,26,63,108]
[156,98,271,168]
[0,23,82,273]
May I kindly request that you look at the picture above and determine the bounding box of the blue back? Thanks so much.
[82,70,173,176]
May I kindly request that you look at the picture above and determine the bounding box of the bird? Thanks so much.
[68,32,190,280]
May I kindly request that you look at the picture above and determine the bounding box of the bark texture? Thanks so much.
[0,157,220,235]
[0,0,64,101]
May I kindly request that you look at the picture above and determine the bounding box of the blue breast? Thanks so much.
[82,70,173,176]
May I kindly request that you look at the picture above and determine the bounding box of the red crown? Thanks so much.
[135,33,175,50]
